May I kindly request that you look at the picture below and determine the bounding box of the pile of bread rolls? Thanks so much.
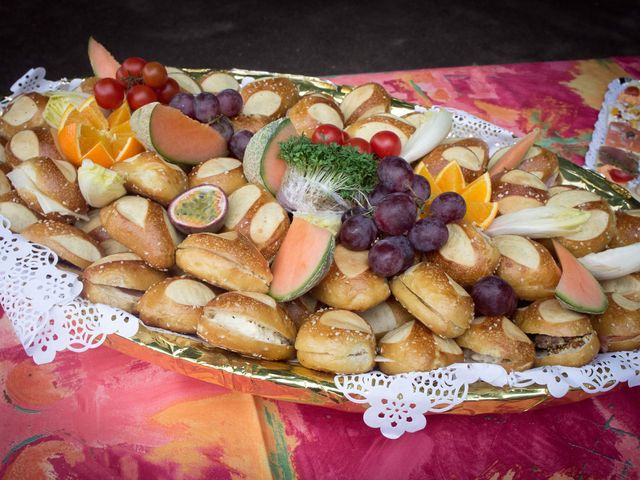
[0,77,638,379]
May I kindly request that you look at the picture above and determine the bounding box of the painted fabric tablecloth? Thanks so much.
[2,57,640,480]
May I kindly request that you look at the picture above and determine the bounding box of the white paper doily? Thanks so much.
[335,351,640,439]
[0,215,138,364]
[1,67,83,108]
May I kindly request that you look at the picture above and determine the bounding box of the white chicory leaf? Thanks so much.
[578,243,640,280]
[401,108,453,162]
[77,160,127,208]
[485,206,591,238]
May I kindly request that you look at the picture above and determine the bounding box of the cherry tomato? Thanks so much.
[93,78,125,109]
[122,57,146,77]
[115,66,129,87]
[609,168,636,183]
[623,86,640,97]
[127,84,157,110]
[345,137,372,154]
[311,124,346,145]
[142,61,169,88]
[370,130,402,157]
[156,78,180,104]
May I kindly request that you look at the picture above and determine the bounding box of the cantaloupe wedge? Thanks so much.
[489,128,540,178]
[88,37,120,79]
[130,102,228,165]
[553,239,608,314]
[243,118,298,194]
[269,216,335,302]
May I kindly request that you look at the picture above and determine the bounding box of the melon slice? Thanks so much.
[269,216,335,302]
[243,118,297,194]
[553,239,608,314]
[88,37,120,79]
[131,102,228,165]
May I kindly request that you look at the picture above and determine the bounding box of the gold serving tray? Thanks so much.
[107,69,638,413]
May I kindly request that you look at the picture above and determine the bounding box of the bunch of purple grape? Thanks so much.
[337,155,468,278]
[169,90,253,160]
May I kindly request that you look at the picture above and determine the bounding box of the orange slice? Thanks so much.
[465,200,499,230]
[461,172,492,203]
[435,160,465,193]
[57,96,144,167]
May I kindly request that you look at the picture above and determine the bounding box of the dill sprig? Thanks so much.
[278,136,378,199]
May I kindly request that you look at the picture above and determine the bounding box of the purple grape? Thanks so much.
[341,206,368,223]
[430,192,467,224]
[211,116,234,142]
[368,238,405,277]
[408,217,449,252]
[411,175,431,203]
[229,130,254,160]
[368,184,391,206]
[471,276,518,317]
[373,192,417,235]
[217,89,243,117]
[339,214,378,251]
[194,93,220,123]
[384,235,415,270]
[169,92,195,118]
[377,156,414,192]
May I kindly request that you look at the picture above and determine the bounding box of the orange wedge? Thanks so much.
[465,200,499,230]
[416,159,499,229]
[57,97,144,167]
[435,160,465,193]
[461,173,492,203]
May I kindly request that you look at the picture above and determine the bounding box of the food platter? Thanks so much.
[90,68,638,414]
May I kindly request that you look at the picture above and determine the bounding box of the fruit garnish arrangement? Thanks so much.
[1,38,639,379]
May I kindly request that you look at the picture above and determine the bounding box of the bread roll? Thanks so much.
[240,77,299,121]
[230,114,270,134]
[491,170,549,215]
[456,316,535,372]
[493,235,561,301]
[419,138,489,183]
[199,291,297,360]
[390,262,474,338]
[288,93,344,136]
[75,209,130,255]
[100,196,182,270]
[546,188,615,257]
[426,220,501,287]
[294,309,376,374]
[379,320,463,374]
[198,71,239,93]
[5,128,63,167]
[360,298,413,339]
[283,294,319,328]
[82,253,168,313]
[601,273,640,302]
[188,157,247,195]
[591,293,640,352]
[311,245,390,311]
[514,299,600,367]
[0,93,48,140]
[340,83,391,126]
[22,219,103,269]
[7,157,88,223]
[517,146,560,184]
[138,276,217,334]
[223,183,289,260]
[609,209,640,248]
[344,113,415,147]
[0,190,40,232]
[110,152,188,206]
[176,231,272,293]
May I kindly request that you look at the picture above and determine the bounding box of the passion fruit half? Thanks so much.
[168,184,228,234]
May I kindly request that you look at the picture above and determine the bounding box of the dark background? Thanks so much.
[0,0,638,90]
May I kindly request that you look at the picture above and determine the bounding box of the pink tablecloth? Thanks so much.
[2,57,640,479]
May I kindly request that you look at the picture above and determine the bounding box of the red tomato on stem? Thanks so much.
[142,62,169,88]
[156,78,180,104]
[93,78,125,109]
[311,124,347,145]
[370,130,402,157]
[609,168,636,183]
[127,84,157,110]
[345,137,372,154]
[122,57,146,77]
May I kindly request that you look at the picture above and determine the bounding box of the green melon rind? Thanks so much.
[555,291,608,315]
[243,118,293,194]
[129,102,157,152]
[269,236,335,302]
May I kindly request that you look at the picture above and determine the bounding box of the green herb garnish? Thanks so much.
[278,136,378,199]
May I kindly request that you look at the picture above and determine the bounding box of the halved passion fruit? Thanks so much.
[168,184,228,234]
